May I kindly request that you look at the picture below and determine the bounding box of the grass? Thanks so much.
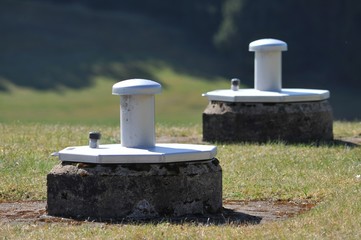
[0,121,360,239]
[0,66,230,126]
[0,0,232,126]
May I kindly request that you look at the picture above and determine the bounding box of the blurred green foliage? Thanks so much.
[38,0,361,89]
[1,0,361,119]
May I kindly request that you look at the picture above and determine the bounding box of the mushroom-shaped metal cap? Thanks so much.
[112,79,162,95]
[249,38,287,52]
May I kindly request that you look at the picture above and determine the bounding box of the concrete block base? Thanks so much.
[47,158,222,221]
[203,100,333,143]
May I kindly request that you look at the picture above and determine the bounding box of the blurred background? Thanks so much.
[0,0,360,125]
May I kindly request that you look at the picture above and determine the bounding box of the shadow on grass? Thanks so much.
[324,139,360,148]
[1,199,320,225]
[113,209,263,225]
[41,208,262,226]
[206,138,360,148]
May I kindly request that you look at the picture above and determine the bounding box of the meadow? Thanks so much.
[0,67,229,126]
[0,121,360,239]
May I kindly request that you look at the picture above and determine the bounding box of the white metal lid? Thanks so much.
[112,79,162,95]
[249,38,288,52]
[202,88,330,102]
[56,143,217,164]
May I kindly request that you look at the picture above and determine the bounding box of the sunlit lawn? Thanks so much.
[0,65,229,126]
[0,121,360,239]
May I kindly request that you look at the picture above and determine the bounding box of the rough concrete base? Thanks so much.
[47,158,222,221]
[203,100,333,143]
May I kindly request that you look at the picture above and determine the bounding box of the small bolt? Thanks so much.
[231,78,240,91]
[89,131,101,148]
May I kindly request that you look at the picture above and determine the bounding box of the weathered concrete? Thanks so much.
[47,158,222,220]
[203,100,333,143]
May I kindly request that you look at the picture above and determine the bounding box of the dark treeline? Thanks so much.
[37,0,361,89]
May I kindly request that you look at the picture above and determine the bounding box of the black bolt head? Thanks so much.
[231,78,240,86]
[89,131,101,140]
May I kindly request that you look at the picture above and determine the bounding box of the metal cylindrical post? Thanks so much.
[249,39,287,92]
[120,94,156,148]
[254,51,282,91]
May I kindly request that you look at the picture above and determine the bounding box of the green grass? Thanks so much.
[0,66,230,126]
[0,0,232,126]
[0,122,360,239]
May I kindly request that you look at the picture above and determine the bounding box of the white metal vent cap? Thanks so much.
[112,79,162,95]
[249,38,287,52]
